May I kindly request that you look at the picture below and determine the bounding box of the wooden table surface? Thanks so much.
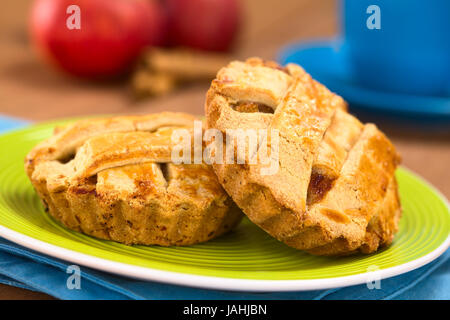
[0,0,448,300]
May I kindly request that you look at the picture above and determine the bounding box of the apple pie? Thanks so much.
[205,58,402,255]
[25,112,242,246]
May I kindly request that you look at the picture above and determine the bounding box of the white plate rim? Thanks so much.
[0,224,448,292]
[0,168,449,292]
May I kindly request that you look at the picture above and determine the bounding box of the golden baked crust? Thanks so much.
[25,112,242,246]
[205,58,402,255]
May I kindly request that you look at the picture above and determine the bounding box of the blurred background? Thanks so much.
[0,0,448,299]
[0,0,448,204]
[1,0,340,119]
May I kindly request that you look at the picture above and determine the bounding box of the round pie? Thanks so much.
[25,112,242,246]
[205,58,402,255]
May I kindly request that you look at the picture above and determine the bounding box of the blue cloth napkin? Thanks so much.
[0,114,448,300]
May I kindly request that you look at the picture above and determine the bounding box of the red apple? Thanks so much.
[166,0,240,52]
[30,0,167,78]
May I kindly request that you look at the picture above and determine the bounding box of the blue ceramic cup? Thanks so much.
[343,0,450,96]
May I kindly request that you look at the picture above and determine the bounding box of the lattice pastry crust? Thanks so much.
[25,112,242,246]
[205,58,401,255]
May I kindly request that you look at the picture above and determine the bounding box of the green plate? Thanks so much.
[0,120,449,292]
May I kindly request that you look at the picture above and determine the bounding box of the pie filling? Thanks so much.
[232,101,274,114]
[306,172,335,205]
